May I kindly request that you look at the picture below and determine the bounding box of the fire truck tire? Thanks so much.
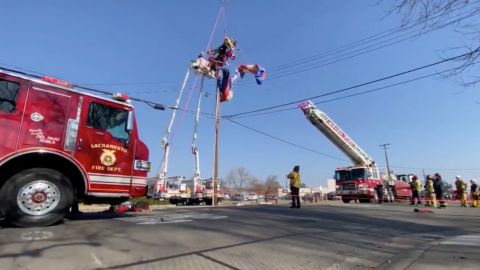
[342,199,350,203]
[0,168,73,228]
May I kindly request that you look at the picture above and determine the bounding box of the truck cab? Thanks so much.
[335,166,382,203]
[0,68,150,227]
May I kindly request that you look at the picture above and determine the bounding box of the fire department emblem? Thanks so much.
[100,149,116,166]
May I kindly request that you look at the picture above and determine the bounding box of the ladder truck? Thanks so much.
[300,101,411,203]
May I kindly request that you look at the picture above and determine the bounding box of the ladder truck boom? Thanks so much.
[299,100,375,166]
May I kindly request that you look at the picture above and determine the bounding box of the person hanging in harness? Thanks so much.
[190,37,237,80]
[208,37,237,102]
[207,36,237,72]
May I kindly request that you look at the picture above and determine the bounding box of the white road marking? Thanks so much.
[21,230,54,241]
[90,253,103,266]
[115,213,228,225]
[328,203,381,208]
[441,235,480,247]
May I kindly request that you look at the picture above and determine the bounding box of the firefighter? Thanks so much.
[469,179,479,207]
[434,173,447,208]
[424,175,436,207]
[287,165,301,208]
[455,175,468,207]
[374,182,385,204]
[410,175,422,205]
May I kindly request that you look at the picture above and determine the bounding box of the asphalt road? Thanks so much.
[1,201,480,270]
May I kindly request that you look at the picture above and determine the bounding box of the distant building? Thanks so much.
[322,179,336,193]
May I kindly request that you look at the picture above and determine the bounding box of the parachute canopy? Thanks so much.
[233,64,267,85]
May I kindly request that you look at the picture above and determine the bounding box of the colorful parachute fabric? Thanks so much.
[233,64,267,85]
[218,67,233,102]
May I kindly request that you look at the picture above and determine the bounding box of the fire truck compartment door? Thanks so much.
[18,87,70,150]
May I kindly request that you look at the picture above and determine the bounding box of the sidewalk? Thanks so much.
[380,234,480,270]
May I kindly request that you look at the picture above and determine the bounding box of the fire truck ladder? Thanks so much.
[299,100,375,167]
[154,67,191,194]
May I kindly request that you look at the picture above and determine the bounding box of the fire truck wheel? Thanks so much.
[342,199,350,203]
[0,168,73,228]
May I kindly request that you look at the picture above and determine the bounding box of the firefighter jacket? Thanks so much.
[455,180,467,194]
[410,180,422,192]
[425,179,435,193]
[471,183,478,195]
[287,171,301,189]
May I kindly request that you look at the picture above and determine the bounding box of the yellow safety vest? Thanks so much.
[288,171,301,188]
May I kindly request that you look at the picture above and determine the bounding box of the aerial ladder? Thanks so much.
[188,76,206,204]
[300,100,411,203]
[300,101,375,167]
[147,67,191,200]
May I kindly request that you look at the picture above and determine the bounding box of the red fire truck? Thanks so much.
[300,101,411,203]
[0,67,151,227]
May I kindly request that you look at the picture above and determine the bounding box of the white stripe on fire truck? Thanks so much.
[89,175,147,185]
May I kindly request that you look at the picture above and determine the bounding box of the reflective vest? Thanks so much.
[425,179,435,193]
[287,171,301,188]
[411,180,422,192]
[456,180,467,193]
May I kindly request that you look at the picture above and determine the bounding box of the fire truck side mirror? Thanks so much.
[126,111,134,132]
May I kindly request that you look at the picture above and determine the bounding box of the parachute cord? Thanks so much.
[171,3,225,139]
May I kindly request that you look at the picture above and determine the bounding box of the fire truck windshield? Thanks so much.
[335,168,367,181]
[335,170,351,181]
[351,168,366,180]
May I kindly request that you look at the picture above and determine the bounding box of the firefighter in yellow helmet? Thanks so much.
[410,175,422,205]
[470,179,479,207]
[424,175,436,207]
[455,175,468,207]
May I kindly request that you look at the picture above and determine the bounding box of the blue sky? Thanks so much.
[1,0,480,187]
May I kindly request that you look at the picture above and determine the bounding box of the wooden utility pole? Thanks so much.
[379,143,392,181]
[212,86,221,206]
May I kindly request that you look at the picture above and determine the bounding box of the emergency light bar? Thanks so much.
[41,75,74,88]
[113,93,131,103]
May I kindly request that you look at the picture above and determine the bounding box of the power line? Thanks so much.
[266,10,480,82]
[228,62,474,119]
[225,118,348,162]
[224,48,480,118]
[267,0,477,72]
[389,166,480,172]
[221,116,480,172]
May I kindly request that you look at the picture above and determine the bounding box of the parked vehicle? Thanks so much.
[327,192,341,200]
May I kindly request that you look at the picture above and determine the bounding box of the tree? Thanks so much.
[388,0,480,85]
[225,167,253,192]
[265,175,282,195]
[248,176,266,194]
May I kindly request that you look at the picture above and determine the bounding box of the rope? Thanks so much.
[171,4,226,141]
